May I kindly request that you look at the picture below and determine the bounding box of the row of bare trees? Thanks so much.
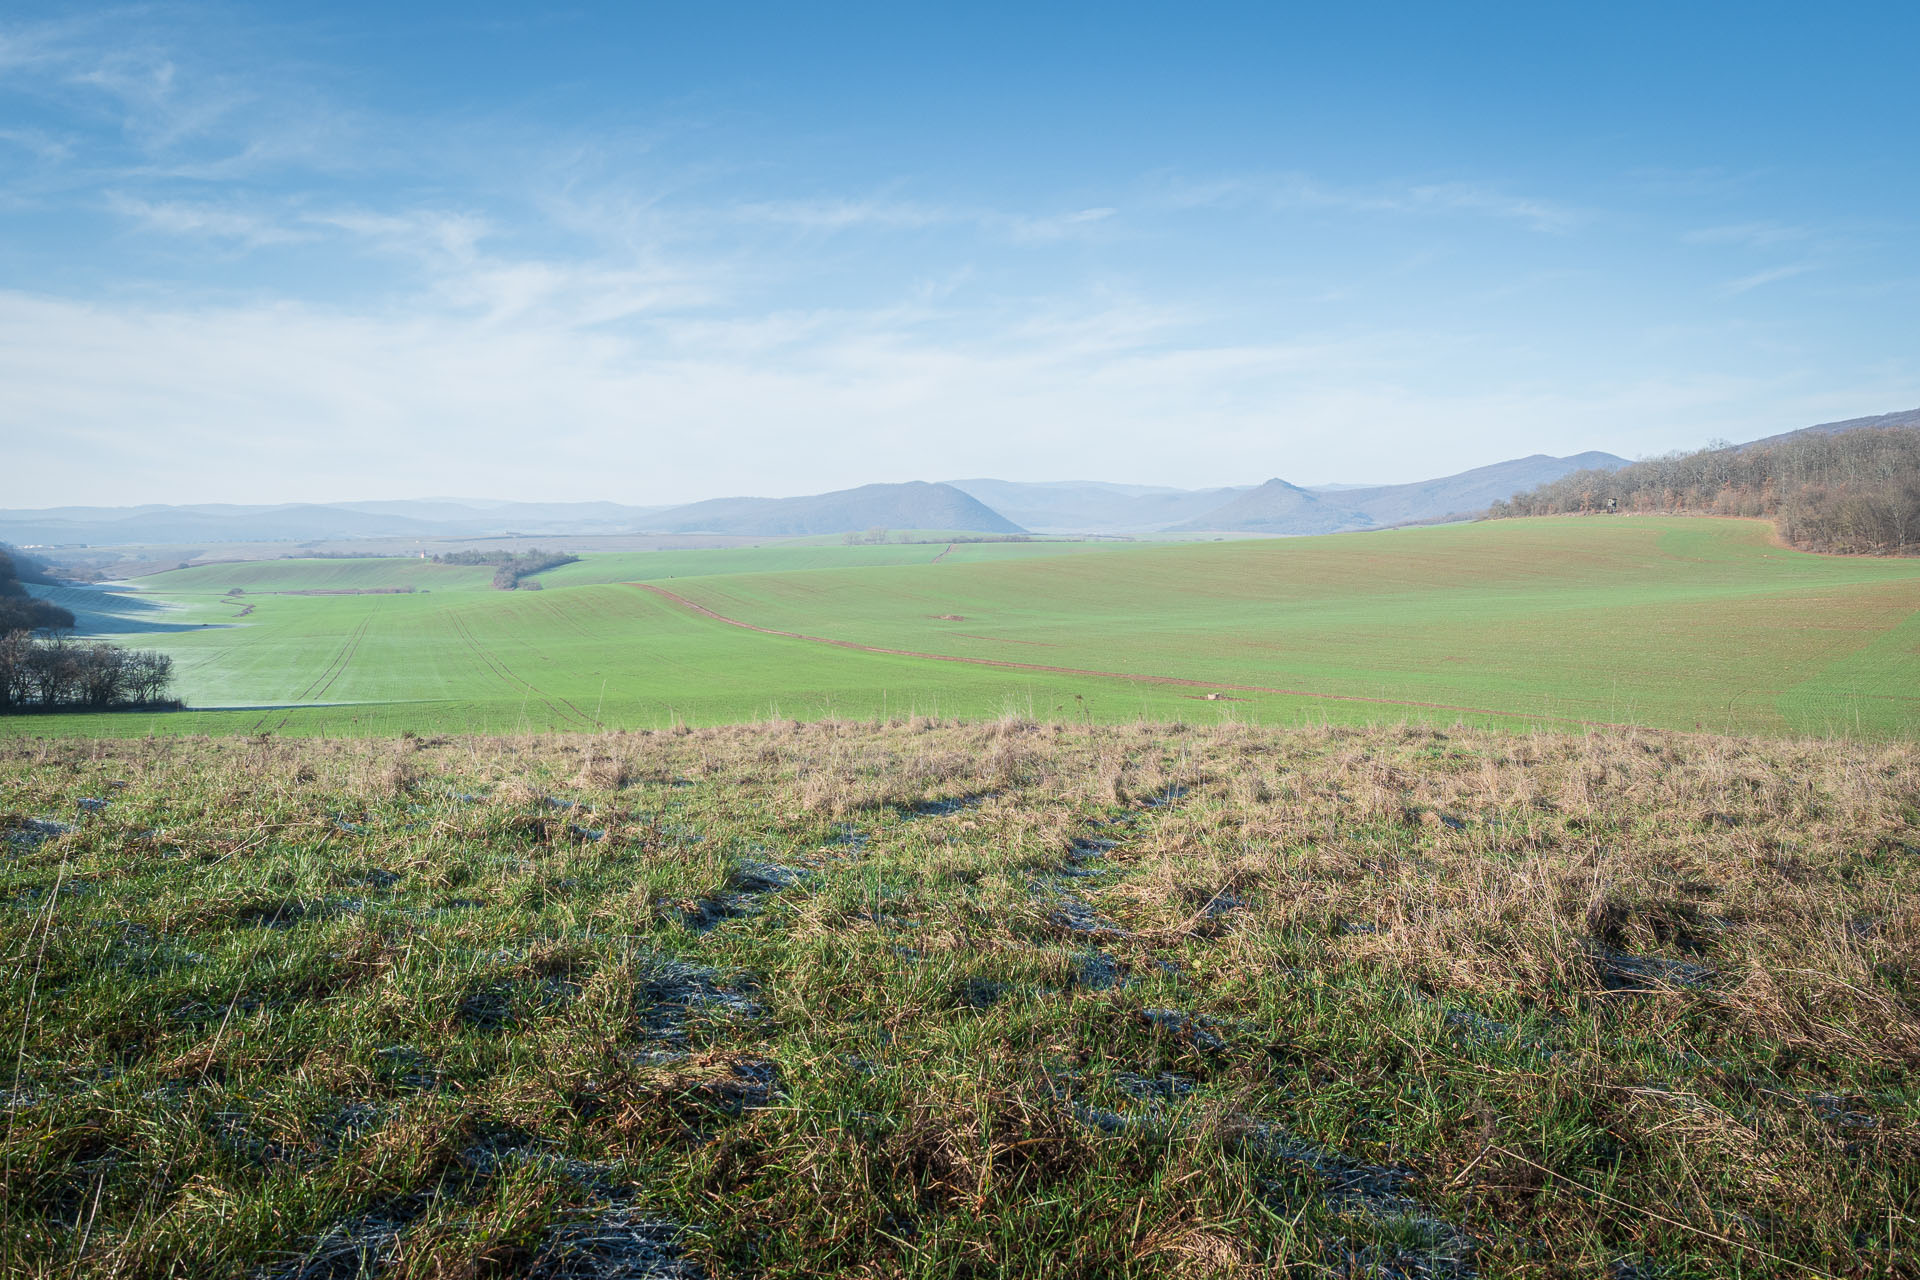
[1488,428,1920,554]
[0,633,178,714]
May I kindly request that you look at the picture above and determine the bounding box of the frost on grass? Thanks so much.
[637,961,763,1043]
[1069,949,1124,991]
[261,1212,405,1280]
[1047,893,1130,937]
[680,859,810,932]
[1138,1007,1228,1052]
[4,721,1915,1277]
[531,1210,703,1280]
[4,816,73,849]
[1586,942,1717,992]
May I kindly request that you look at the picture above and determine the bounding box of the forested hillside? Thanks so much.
[1490,427,1920,554]
[0,545,75,632]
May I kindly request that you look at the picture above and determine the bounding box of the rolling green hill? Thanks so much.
[10,517,1918,738]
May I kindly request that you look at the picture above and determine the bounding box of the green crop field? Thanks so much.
[13,517,1920,739]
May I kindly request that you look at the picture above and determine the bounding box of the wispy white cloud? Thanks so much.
[728,196,1119,245]
[1165,172,1581,232]
[729,197,952,231]
[8,277,1872,507]
[1684,221,1809,248]
[106,193,314,247]
[1724,262,1814,294]
[0,125,73,161]
[0,10,365,189]
[310,209,492,263]
[1399,183,1578,231]
[1002,206,1115,243]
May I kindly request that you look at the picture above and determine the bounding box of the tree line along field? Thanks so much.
[0,721,1914,1276]
[10,516,1920,740]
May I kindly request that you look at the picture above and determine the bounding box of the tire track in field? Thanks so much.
[288,621,357,703]
[532,594,596,641]
[291,609,378,703]
[311,599,383,701]
[446,609,591,728]
[630,582,1647,731]
[448,609,566,722]
[512,598,600,723]
[252,607,377,731]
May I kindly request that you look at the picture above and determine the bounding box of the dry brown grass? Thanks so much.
[2,717,1914,1276]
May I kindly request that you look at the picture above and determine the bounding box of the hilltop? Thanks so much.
[945,478,1253,534]
[1169,477,1368,535]
[1745,406,1920,447]
[1,719,1912,1276]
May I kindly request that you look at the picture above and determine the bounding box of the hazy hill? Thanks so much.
[647,481,1025,536]
[1330,451,1630,527]
[1169,478,1372,534]
[333,499,670,527]
[1174,452,1628,534]
[946,479,1250,534]
[0,500,672,546]
[0,504,445,545]
[1744,407,1920,448]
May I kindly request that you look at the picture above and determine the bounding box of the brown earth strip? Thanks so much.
[628,582,1645,730]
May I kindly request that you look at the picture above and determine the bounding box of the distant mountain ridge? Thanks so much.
[946,479,1252,534]
[1744,407,1920,448]
[0,484,1018,545]
[6,409,1910,545]
[0,499,669,546]
[647,482,1023,536]
[1168,478,1369,535]
[1166,451,1631,534]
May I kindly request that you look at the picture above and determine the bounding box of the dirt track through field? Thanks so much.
[630,582,1644,730]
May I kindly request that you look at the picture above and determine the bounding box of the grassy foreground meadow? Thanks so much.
[18,517,1920,741]
[3,719,1916,1277]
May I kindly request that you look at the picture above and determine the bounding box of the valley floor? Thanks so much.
[12,517,1920,741]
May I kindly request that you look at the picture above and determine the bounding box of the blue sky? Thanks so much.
[2,1,1915,506]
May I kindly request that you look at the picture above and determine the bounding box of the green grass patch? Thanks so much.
[15,517,1919,740]
[1,721,1913,1276]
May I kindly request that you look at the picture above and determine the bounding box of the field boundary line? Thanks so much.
[628,582,1647,730]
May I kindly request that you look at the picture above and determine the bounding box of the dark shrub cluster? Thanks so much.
[430,548,581,589]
